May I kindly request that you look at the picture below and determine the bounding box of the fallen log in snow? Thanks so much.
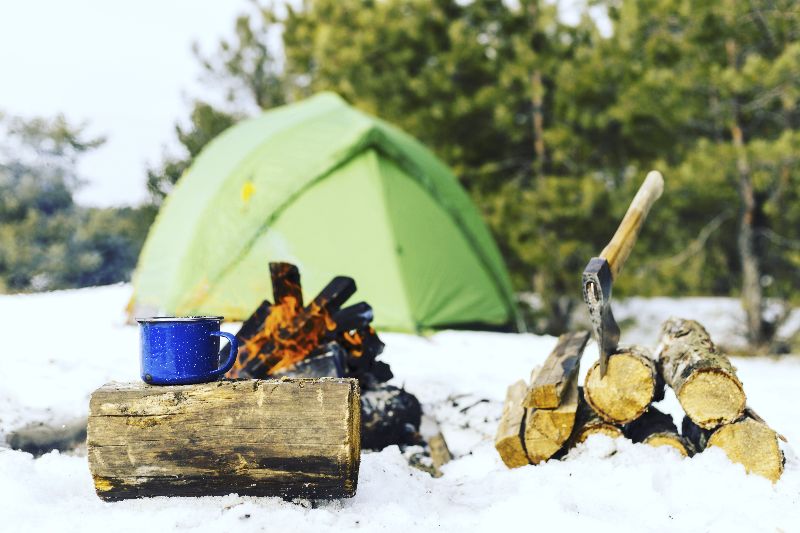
[87,379,361,501]
[658,318,745,429]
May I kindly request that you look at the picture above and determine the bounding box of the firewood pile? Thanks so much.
[222,262,421,450]
[495,319,787,482]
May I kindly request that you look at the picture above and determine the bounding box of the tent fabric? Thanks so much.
[132,92,517,331]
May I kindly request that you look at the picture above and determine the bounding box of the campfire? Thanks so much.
[496,319,786,482]
[222,262,420,450]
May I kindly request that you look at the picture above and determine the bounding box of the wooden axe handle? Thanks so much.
[600,170,664,279]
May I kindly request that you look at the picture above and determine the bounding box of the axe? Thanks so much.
[582,170,664,377]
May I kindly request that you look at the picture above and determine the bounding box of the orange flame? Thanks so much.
[227,295,339,378]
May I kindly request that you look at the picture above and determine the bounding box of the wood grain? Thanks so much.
[658,318,745,429]
[682,409,784,482]
[494,380,529,468]
[584,345,661,425]
[523,331,589,409]
[87,378,360,501]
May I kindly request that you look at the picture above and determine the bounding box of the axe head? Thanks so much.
[582,257,620,377]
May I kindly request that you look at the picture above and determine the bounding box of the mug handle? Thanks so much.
[208,331,239,378]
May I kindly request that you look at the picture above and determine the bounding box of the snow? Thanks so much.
[1,286,799,532]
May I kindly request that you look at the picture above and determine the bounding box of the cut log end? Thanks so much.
[658,318,746,429]
[643,433,690,457]
[524,425,563,464]
[571,388,624,444]
[584,347,657,424]
[707,418,784,483]
[679,369,746,429]
[577,424,624,443]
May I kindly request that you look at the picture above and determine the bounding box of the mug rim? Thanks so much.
[136,316,223,324]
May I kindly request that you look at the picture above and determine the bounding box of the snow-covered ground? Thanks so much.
[1,285,798,532]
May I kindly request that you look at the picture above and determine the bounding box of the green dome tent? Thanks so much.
[132,93,517,331]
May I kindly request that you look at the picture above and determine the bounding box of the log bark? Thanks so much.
[584,345,662,424]
[570,388,624,444]
[658,318,746,429]
[682,408,784,482]
[624,407,692,457]
[494,380,529,468]
[87,379,361,501]
[523,331,588,409]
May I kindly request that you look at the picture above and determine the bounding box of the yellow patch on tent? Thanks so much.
[241,181,256,204]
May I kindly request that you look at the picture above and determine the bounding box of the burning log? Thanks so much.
[87,379,361,500]
[584,345,663,425]
[523,331,588,409]
[495,380,529,468]
[657,318,746,429]
[624,407,692,456]
[682,409,784,482]
[570,388,624,444]
[224,262,387,386]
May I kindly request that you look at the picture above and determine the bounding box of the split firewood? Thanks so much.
[570,388,624,444]
[624,407,692,457]
[682,408,784,482]
[658,318,745,429]
[523,331,589,409]
[524,365,580,463]
[495,380,529,468]
[87,379,361,500]
[584,345,663,425]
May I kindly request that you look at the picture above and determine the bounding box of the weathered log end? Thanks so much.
[88,379,361,501]
[572,388,624,444]
[523,331,588,409]
[679,369,746,430]
[524,423,563,464]
[584,346,658,425]
[683,411,784,482]
[707,417,784,482]
[495,380,529,468]
[642,433,691,457]
[529,375,579,445]
[658,318,746,429]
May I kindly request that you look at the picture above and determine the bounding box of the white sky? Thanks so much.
[0,0,604,208]
[0,0,250,206]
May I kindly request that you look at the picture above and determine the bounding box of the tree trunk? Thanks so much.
[727,38,766,348]
[531,69,545,174]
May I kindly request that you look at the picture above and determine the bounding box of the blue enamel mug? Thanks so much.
[137,316,239,385]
